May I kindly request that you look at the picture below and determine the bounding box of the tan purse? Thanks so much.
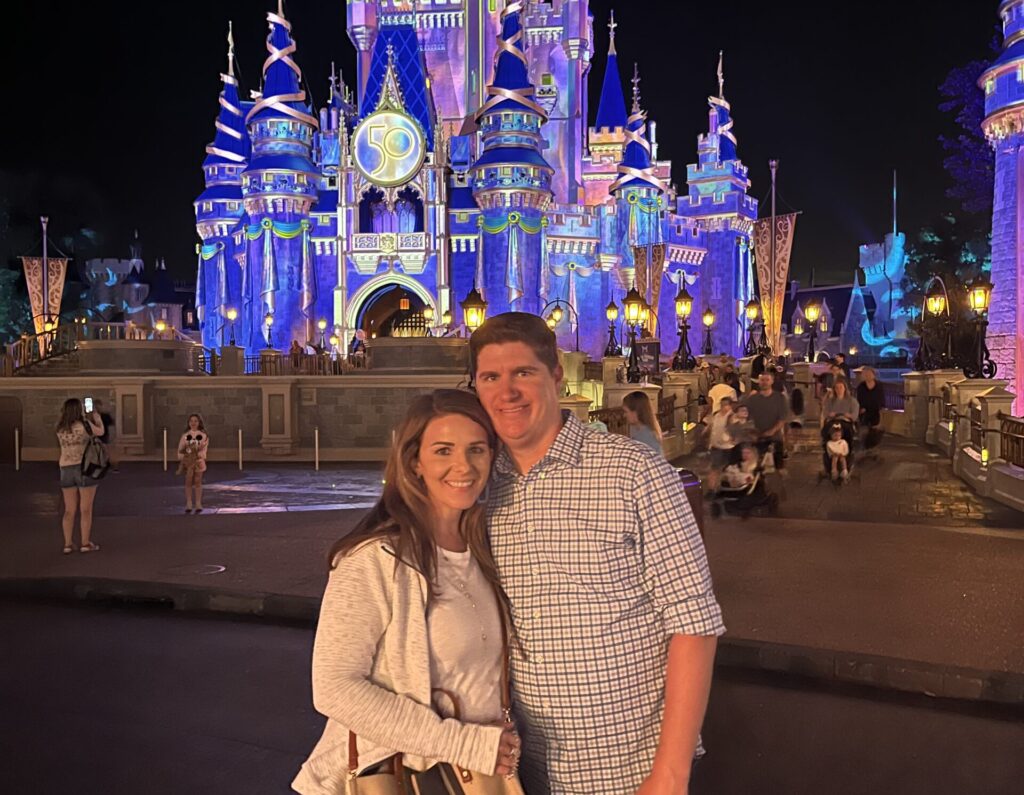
[346,585,525,795]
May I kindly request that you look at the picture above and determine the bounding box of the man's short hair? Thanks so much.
[469,312,560,376]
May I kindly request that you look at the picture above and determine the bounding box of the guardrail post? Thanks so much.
[315,427,320,471]
[162,427,168,472]
[14,427,20,471]
[238,427,243,471]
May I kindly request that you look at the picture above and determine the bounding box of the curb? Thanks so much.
[3,577,1023,707]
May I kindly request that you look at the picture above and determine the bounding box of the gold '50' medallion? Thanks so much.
[352,110,425,188]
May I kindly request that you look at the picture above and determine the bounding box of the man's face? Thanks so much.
[757,373,773,392]
[474,341,564,452]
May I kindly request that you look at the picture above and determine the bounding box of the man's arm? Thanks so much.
[639,634,718,794]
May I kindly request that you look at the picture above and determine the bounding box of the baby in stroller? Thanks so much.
[709,443,779,519]
[825,424,850,482]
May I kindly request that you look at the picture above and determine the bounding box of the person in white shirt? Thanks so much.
[706,397,739,495]
[826,425,851,482]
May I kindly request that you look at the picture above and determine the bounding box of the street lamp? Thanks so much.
[317,318,328,349]
[264,311,276,348]
[622,285,645,383]
[226,307,238,346]
[743,298,760,356]
[803,301,821,362]
[671,285,696,371]
[551,301,564,324]
[542,299,579,351]
[422,305,435,336]
[604,300,621,357]
[460,286,487,332]
[964,277,997,379]
[921,277,953,368]
[701,307,715,356]
[155,319,167,338]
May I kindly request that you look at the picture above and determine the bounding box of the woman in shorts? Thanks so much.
[55,398,105,554]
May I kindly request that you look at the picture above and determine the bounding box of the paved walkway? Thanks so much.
[2,452,1023,703]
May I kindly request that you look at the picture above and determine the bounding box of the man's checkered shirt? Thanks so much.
[488,413,725,794]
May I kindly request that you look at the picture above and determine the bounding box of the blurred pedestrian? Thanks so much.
[742,372,789,472]
[706,396,739,495]
[622,390,664,456]
[94,399,118,472]
[176,414,209,514]
[55,398,105,554]
[294,390,521,793]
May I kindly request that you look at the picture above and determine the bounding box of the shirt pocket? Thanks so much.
[537,517,639,594]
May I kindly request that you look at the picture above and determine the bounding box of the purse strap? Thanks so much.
[347,576,512,780]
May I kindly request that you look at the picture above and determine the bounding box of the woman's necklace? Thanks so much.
[438,551,489,643]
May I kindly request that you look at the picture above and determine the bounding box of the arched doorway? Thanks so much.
[355,283,428,339]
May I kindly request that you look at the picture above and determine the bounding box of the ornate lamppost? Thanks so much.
[803,301,821,362]
[604,300,621,357]
[622,285,645,383]
[671,285,696,371]
[964,278,996,379]
[915,276,952,370]
[542,299,580,351]
[701,308,715,357]
[743,298,760,356]
[460,286,487,333]
[264,311,274,349]
[317,318,328,350]
[226,307,238,346]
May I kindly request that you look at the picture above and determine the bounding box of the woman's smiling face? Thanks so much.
[414,413,493,520]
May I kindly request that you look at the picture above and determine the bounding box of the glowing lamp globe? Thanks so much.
[460,287,487,331]
[226,308,238,322]
[551,302,564,323]
[399,292,411,312]
[605,301,619,322]
[702,308,715,328]
[639,305,650,326]
[264,312,274,327]
[623,285,644,325]
[803,302,821,324]
[926,292,946,317]
[155,319,167,333]
[967,280,992,314]
[744,298,760,322]
[675,286,694,320]
[317,318,328,332]
[423,305,435,323]
[849,346,858,356]
[546,315,557,329]
[328,334,339,348]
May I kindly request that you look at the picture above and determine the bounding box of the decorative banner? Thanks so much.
[20,256,69,354]
[753,212,798,352]
[632,245,648,306]
[650,242,666,335]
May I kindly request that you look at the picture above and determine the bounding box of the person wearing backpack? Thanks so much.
[55,398,105,554]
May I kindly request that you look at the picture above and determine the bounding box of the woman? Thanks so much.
[294,389,521,795]
[176,414,209,514]
[821,378,860,425]
[622,390,663,455]
[56,398,104,554]
[856,367,886,430]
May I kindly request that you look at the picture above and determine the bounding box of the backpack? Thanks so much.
[81,427,110,480]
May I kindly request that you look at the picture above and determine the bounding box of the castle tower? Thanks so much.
[610,65,666,335]
[240,2,320,351]
[678,55,757,356]
[582,11,629,207]
[980,0,1024,408]
[470,0,554,318]
[194,23,248,349]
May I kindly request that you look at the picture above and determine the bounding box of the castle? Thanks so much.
[981,0,1024,408]
[193,0,758,359]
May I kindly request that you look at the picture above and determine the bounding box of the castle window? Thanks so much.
[263,172,273,183]
[986,78,995,95]
[489,0,497,11]
[202,202,213,213]
[541,73,553,87]
[297,174,307,185]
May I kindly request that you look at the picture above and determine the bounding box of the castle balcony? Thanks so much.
[350,232,429,275]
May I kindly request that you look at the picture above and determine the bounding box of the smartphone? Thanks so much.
[83,397,94,414]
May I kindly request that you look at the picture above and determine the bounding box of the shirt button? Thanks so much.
[534,655,544,665]
[531,567,539,576]
[532,609,541,620]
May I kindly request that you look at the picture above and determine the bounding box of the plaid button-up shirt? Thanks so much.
[488,414,725,795]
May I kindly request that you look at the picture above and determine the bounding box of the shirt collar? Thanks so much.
[494,411,585,477]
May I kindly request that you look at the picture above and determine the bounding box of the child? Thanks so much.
[723,444,759,489]
[176,414,210,513]
[706,397,738,495]
[826,425,850,482]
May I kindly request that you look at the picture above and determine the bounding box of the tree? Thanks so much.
[0,267,31,345]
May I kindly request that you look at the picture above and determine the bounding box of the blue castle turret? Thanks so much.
[470,0,554,318]
[678,54,757,355]
[610,65,667,335]
[594,10,627,133]
[239,2,320,350]
[981,0,1024,408]
[194,23,248,349]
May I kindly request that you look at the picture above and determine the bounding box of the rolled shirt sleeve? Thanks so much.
[633,453,726,637]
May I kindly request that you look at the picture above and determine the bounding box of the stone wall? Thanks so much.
[0,375,462,462]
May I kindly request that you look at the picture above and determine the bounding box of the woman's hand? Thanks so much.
[492,723,521,778]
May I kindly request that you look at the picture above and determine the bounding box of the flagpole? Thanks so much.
[41,216,49,328]
[769,160,778,353]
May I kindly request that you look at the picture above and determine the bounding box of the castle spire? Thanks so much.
[608,9,618,56]
[707,55,737,161]
[227,21,236,78]
[246,3,318,128]
[474,0,547,121]
[610,63,663,193]
[202,22,248,166]
[717,50,724,99]
[594,11,628,130]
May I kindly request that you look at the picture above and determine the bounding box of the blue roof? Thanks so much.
[993,38,1024,67]
[250,14,313,124]
[196,183,243,202]
[595,51,628,129]
[483,6,539,115]
[203,76,249,167]
[124,267,144,286]
[244,153,318,173]
[360,26,433,143]
[473,145,552,169]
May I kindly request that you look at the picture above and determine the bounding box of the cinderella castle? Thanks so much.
[194,0,758,358]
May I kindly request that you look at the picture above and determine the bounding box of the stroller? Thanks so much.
[709,446,780,519]
[820,417,857,480]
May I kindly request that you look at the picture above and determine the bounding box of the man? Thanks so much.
[94,399,118,472]
[471,313,723,795]
[833,352,851,381]
[742,371,789,472]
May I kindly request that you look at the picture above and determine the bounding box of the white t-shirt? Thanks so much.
[427,549,504,724]
[708,383,738,414]
[826,438,849,457]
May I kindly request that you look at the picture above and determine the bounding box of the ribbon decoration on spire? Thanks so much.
[609,64,664,193]
[246,5,319,127]
[709,53,737,155]
[205,22,246,164]
[474,0,548,121]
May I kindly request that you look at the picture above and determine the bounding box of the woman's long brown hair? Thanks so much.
[327,389,502,599]
[56,398,84,433]
[623,390,660,436]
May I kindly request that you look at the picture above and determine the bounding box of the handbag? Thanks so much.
[345,585,525,795]
[81,423,110,481]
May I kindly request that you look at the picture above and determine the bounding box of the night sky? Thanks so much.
[0,1,998,286]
